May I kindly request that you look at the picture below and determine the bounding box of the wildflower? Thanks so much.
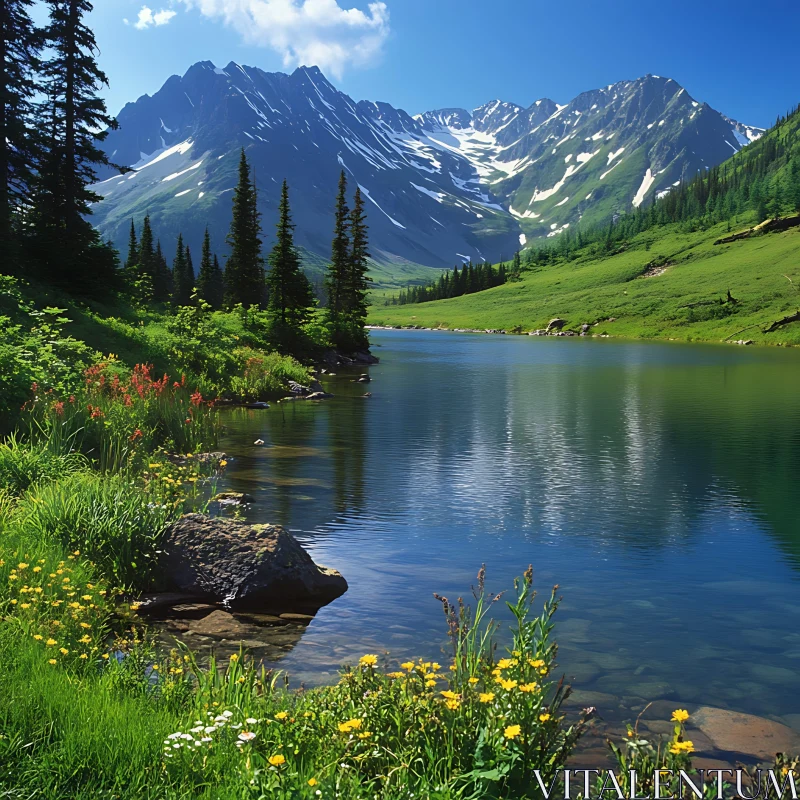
[245,718,257,725]
[387,671,404,679]
[504,724,522,740]
[308,778,318,787]
[238,731,257,742]
[18,563,29,570]
[425,679,436,688]
[46,638,57,646]
[80,622,91,629]
[468,677,479,684]
[81,595,92,601]
[520,683,539,693]
[529,659,545,668]
[59,648,69,656]
[20,603,31,609]
[479,692,495,703]
[445,699,460,710]
[671,709,690,723]
[497,658,514,670]
[539,713,552,722]
[275,711,289,720]
[669,741,695,754]
[440,690,459,700]
[33,566,42,573]
[498,678,518,691]
[101,653,109,660]
[219,459,228,467]
[267,754,285,766]
[80,653,88,660]
[48,659,57,665]
[33,634,43,641]
[449,664,457,671]
[357,731,373,739]
[338,718,362,733]
[359,654,378,667]
[401,661,415,671]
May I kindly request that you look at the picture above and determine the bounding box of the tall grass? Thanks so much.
[17,471,176,588]
[0,434,86,496]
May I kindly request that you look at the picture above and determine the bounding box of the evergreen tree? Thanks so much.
[197,227,218,307]
[124,219,138,272]
[509,251,522,281]
[135,214,156,300]
[325,170,350,345]
[342,186,372,351]
[224,148,264,307]
[209,254,225,311]
[265,180,314,353]
[0,0,41,269]
[32,0,122,294]
[172,234,192,306]
[154,239,171,300]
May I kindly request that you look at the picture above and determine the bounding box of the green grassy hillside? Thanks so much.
[369,218,800,346]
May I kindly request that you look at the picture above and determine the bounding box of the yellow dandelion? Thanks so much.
[33,566,42,573]
[359,654,378,667]
[80,622,91,629]
[671,709,690,723]
[267,754,286,766]
[20,603,31,609]
[479,692,495,703]
[33,634,43,641]
[102,653,109,660]
[18,562,29,570]
[504,724,522,740]
[46,638,57,646]
[79,635,91,644]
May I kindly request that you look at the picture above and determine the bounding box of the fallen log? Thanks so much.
[764,310,800,333]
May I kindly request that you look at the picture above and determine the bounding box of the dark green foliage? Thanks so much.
[171,234,193,307]
[0,0,41,271]
[153,237,172,303]
[392,259,509,305]
[224,149,264,308]
[124,219,138,272]
[265,180,314,353]
[197,228,224,310]
[343,186,372,351]
[30,0,122,296]
[325,171,350,345]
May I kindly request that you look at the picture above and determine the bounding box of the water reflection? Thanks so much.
[215,332,800,725]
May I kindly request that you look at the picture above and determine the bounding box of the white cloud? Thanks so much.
[180,0,390,79]
[129,6,178,29]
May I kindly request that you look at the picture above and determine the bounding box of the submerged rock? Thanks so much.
[211,491,255,505]
[159,513,348,611]
[692,706,800,760]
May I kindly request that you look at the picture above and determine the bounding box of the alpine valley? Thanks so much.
[92,62,763,280]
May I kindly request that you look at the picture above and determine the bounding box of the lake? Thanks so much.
[216,330,800,731]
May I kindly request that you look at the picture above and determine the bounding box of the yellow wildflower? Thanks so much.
[496,658,514,670]
[79,635,91,644]
[539,713,551,722]
[338,718,362,733]
[445,699,461,710]
[671,709,690,723]
[504,724,522,740]
[479,692,495,703]
[519,683,538,693]
[267,754,286,766]
[48,659,57,665]
[17,562,29,570]
[387,671,404,679]
[20,603,31,609]
[440,690,459,700]
[529,659,545,668]
[498,678,518,691]
[359,654,378,667]
[425,679,436,688]
[468,677,479,684]
[80,622,91,629]
[46,638,57,646]
[229,653,239,662]
[59,648,69,656]
[669,740,695,754]
[401,661,414,671]
[33,634,43,641]
[275,711,289,720]
[33,566,42,573]
[79,653,88,660]
[308,778,318,786]
[357,731,372,739]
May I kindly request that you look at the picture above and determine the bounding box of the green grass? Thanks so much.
[369,221,800,346]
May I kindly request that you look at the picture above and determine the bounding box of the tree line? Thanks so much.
[389,252,519,306]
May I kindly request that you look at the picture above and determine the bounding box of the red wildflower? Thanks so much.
[31,382,38,392]
[52,401,65,417]
[68,395,76,404]
[129,429,143,442]
[190,391,203,407]
[185,418,191,425]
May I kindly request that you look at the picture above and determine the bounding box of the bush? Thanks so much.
[0,434,86,496]
[17,472,176,588]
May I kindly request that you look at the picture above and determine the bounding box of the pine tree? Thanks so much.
[135,214,156,300]
[342,185,372,352]
[33,0,122,294]
[265,180,314,353]
[172,234,192,306]
[0,0,41,269]
[153,236,172,303]
[224,148,264,307]
[209,254,225,311]
[325,170,350,345]
[124,219,138,272]
[197,227,213,302]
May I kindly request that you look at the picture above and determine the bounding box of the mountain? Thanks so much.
[92,64,763,275]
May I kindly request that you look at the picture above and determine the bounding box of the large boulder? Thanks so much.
[159,513,347,611]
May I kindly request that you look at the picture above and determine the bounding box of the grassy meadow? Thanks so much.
[369,220,800,347]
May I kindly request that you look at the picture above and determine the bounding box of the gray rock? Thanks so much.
[159,513,348,611]
[211,491,255,505]
[692,706,800,760]
[546,317,566,332]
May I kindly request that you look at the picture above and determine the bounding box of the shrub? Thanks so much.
[17,472,176,588]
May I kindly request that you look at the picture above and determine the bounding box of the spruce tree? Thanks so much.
[209,254,225,311]
[343,186,372,352]
[136,214,156,300]
[0,0,40,269]
[172,235,192,306]
[33,0,122,293]
[265,180,314,353]
[225,148,264,307]
[153,236,173,303]
[325,170,350,344]
[197,227,214,304]
[125,219,138,271]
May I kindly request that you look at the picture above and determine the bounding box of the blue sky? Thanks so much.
[60,0,799,128]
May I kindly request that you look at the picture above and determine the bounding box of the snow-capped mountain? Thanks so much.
[92,64,762,273]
